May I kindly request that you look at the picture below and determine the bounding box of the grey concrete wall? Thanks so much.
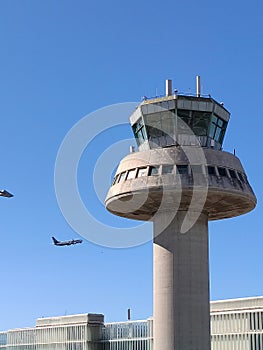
[153,211,211,350]
[115,147,245,174]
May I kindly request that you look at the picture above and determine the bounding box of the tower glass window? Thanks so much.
[162,165,174,174]
[207,166,216,175]
[209,115,227,144]
[137,167,148,177]
[177,165,188,175]
[229,169,237,179]
[118,172,127,183]
[127,169,137,180]
[177,109,191,131]
[132,118,147,146]
[218,167,227,177]
[192,111,211,136]
[177,110,211,136]
[149,166,159,176]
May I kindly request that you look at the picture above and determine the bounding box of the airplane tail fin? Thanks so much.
[52,237,59,244]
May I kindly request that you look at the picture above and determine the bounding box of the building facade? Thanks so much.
[1,297,263,350]
[211,297,263,350]
[102,319,153,350]
[0,315,153,350]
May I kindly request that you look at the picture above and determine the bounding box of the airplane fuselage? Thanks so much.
[52,237,82,246]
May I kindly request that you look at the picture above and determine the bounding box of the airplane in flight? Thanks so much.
[52,236,83,246]
[0,189,13,198]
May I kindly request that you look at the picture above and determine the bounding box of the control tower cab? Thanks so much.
[106,78,255,222]
[105,77,256,350]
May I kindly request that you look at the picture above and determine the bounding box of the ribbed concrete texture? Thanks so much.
[154,211,210,350]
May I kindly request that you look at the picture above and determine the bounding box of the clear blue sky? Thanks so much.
[0,0,262,331]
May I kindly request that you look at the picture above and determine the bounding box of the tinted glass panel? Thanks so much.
[214,128,221,142]
[191,111,211,136]
[177,110,211,136]
[177,110,191,129]
[209,123,216,138]
[177,165,188,175]
[132,118,147,146]
[207,166,216,175]
[208,115,227,145]
[133,118,144,132]
[218,167,227,177]
[211,115,217,123]
[149,166,159,176]
[137,129,146,144]
[218,128,226,144]
[162,165,174,174]
[229,169,237,179]
[218,119,223,127]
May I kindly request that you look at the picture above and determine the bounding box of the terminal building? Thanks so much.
[1,296,263,350]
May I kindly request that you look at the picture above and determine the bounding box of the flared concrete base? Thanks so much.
[153,211,211,350]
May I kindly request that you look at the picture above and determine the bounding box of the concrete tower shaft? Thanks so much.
[154,211,210,350]
[105,80,257,350]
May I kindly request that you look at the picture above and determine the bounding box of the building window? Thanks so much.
[209,115,227,144]
[112,174,119,185]
[149,166,159,176]
[237,172,245,182]
[177,110,211,136]
[132,118,147,146]
[176,165,188,175]
[229,169,237,179]
[137,167,148,177]
[162,165,174,174]
[191,111,211,136]
[127,169,137,180]
[177,109,191,132]
[118,172,127,183]
[207,166,216,175]
[218,167,227,177]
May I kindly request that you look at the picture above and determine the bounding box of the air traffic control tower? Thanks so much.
[105,77,257,350]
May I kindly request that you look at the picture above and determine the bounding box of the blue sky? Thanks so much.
[0,0,262,330]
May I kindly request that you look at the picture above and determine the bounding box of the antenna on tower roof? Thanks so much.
[166,79,172,96]
[196,75,201,97]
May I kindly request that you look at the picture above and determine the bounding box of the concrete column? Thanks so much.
[153,211,211,350]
